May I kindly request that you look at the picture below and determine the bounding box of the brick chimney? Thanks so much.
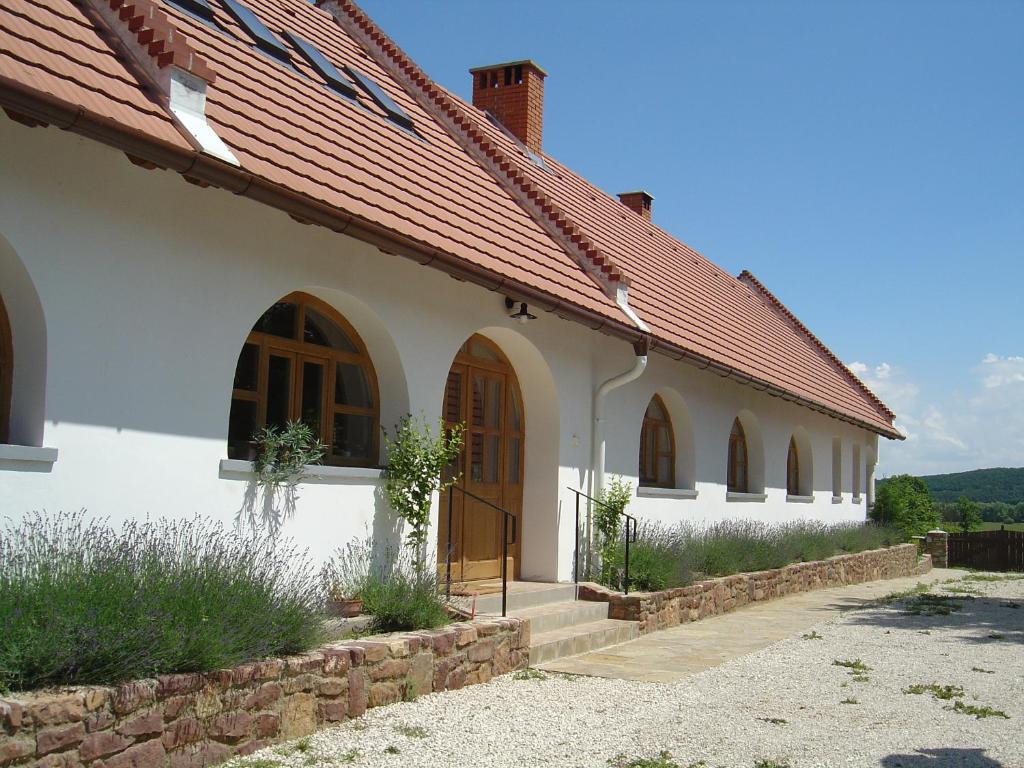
[618,191,654,221]
[470,60,547,154]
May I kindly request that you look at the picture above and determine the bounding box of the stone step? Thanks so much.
[528,618,640,666]
[470,582,578,614]
[504,600,610,635]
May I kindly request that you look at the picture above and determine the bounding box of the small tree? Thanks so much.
[956,496,983,533]
[594,476,633,589]
[382,414,464,574]
[870,474,940,537]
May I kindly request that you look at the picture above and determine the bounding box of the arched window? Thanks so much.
[639,394,675,487]
[727,418,748,493]
[227,292,379,466]
[787,437,800,496]
[0,293,11,444]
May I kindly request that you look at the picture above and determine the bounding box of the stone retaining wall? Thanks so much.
[579,543,928,634]
[0,619,528,768]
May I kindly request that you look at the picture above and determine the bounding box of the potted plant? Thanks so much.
[251,420,326,491]
[322,537,370,617]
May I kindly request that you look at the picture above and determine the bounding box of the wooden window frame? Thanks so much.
[787,436,800,496]
[0,294,11,444]
[727,418,748,493]
[229,292,380,467]
[639,394,675,488]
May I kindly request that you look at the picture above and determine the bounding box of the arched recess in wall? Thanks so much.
[440,326,560,582]
[865,444,877,507]
[224,287,410,466]
[787,426,814,497]
[641,387,695,490]
[728,409,765,494]
[0,233,47,447]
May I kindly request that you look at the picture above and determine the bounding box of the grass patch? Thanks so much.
[754,760,791,768]
[757,717,788,725]
[0,512,324,691]
[801,630,823,640]
[338,750,360,764]
[943,584,983,596]
[840,697,858,705]
[963,573,1024,582]
[395,724,429,738]
[513,668,547,681]
[987,633,1005,640]
[949,701,1009,719]
[903,683,964,700]
[833,659,871,673]
[904,594,968,615]
[384,745,400,755]
[871,582,931,606]
[851,674,870,683]
[608,751,679,768]
[972,667,995,674]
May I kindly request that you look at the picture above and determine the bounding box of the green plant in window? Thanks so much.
[383,414,465,573]
[252,420,326,491]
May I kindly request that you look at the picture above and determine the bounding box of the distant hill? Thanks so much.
[879,467,1024,504]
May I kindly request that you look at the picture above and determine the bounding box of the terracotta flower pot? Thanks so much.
[327,597,363,618]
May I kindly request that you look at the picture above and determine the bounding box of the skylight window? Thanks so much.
[219,0,291,63]
[283,31,358,100]
[165,0,216,24]
[343,65,414,131]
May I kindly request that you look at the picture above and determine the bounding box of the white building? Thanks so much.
[0,0,900,584]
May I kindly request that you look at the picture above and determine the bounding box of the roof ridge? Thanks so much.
[738,270,897,424]
[319,0,630,298]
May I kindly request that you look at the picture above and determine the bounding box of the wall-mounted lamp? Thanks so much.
[505,297,537,324]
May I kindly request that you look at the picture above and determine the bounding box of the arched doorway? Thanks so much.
[439,334,524,583]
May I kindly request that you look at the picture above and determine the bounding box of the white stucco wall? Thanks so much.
[0,116,883,581]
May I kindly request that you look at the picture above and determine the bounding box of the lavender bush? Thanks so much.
[0,512,324,692]
[619,519,903,591]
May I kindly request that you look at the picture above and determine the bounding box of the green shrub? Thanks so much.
[0,512,324,692]
[870,474,941,536]
[326,540,449,632]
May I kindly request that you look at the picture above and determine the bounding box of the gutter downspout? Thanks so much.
[586,284,650,572]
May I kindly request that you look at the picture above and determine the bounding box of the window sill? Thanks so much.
[726,491,767,503]
[636,486,698,500]
[0,444,59,472]
[218,459,383,484]
[831,495,843,504]
[786,494,815,504]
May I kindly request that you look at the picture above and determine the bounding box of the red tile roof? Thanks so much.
[0,0,900,438]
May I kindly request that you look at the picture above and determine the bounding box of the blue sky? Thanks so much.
[360,0,1024,477]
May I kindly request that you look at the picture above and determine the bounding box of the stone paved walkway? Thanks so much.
[537,567,966,682]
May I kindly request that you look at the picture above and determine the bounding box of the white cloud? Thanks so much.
[853,355,1024,477]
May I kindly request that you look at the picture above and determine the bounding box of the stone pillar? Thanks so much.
[925,530,948,568]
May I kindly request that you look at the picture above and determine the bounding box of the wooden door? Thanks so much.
[439,336,524,585]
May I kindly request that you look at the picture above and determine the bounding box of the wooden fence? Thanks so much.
[947,528,1024,572]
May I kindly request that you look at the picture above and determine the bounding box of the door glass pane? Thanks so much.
[510,387,523,432]
[335,362,371,408]
[227,399,257,459]
[468,338,500,362]
[304,305,357,351]
[471,375,484,427]
[657,424,670,447]
[233,343,259,391]
[508,437,521,485]
[301,361,324,432]
[484,434,500,483]
[643,426,656,477]
[253,302,297,339]
[332,413,372,459]
[486,378,503,429]
[444,370,462,424]
[470,432,483,482]
[266,355,292,430]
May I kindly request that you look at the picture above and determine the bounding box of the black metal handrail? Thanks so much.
[567,487,638,595]
[445,484,517,617]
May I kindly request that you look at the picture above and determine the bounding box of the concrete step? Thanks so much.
[471,582,578,614]
[505,600,610,635]
[528,618,640,666]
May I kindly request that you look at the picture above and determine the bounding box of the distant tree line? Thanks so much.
[868,475,1022,535]
[890,466,1024,504]
[935,499,1024,525]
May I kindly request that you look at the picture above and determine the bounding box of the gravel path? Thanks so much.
[235,574,1024,768]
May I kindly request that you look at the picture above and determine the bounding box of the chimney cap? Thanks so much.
[469,59,548,77]
[618,190,655,202]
